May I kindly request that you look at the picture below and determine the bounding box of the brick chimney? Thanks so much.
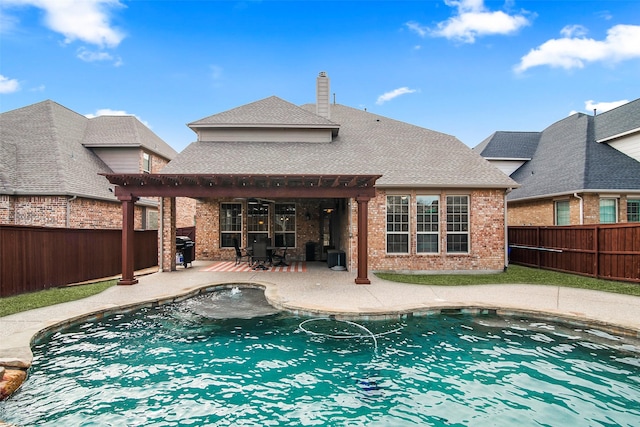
[316,71,330,119]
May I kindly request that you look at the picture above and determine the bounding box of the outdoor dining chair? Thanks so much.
[233,238,251,265]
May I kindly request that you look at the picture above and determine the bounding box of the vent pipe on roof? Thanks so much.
[316,71,330,119]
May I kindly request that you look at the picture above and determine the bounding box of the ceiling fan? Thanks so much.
[234,197,276,205]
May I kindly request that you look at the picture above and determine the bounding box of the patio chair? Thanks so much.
[233,238,251,265]
[251,241,270,270]
[272,245,288,267]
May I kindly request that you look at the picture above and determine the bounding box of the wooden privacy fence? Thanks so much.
[0,225,158,297]
[509,224,640,283]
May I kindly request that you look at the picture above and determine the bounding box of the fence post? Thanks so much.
[536,227,541,268]
[593,225,599,279]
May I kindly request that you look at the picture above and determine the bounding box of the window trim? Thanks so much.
[446,194,469,254]
[386,194,410,254]
[220,202,243,248]
[555,199,570,226]
[274,202,296,247]
[628,198,640,223]
[142,152,151,173]
[416,194,440,254]
[599,197,618,224]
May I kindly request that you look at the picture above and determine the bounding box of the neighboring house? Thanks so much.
[105,72,517,284]
[475,98,640,226]
[0,100,195,229]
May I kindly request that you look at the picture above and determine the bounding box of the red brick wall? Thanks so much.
[362,189,506,273]
[508,193,637,225]
[1,195,150,230]
[192,189,507,273]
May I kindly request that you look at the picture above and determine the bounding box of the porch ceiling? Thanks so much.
[103,173,381,199]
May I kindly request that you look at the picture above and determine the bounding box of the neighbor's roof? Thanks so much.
[473,131,540,159]
[0,100,114,199]
[507,113,640,201]
[83,115,177,160]
[594,97,640,142]
[163,97,517,189]
[0,100,175,200]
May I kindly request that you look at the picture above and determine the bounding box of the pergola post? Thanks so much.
[118,194,139,285]
[355,196,371,284]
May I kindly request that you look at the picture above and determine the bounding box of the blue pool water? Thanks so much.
[1,287,639,426]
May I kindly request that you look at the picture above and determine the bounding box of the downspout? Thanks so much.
[573,193,584,225]
[66,195,77,228]
[504,188,512,270]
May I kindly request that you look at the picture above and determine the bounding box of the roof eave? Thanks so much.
[597,127,640,143]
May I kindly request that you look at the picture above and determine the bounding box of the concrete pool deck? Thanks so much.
[2,260,640,372]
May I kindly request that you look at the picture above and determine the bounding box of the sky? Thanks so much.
[1,0,639,152]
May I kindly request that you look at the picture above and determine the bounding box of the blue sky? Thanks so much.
[1,0,639,152]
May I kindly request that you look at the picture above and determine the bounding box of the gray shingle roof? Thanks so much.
[189,96,339,129]
[595,98,640,142]
[163,101,517,189]
[473,131,540,159]
[83,115,177,160]
[0,100,175,200]
[507,112,640,201]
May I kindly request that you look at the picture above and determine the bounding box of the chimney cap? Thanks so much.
[318,71,327,77]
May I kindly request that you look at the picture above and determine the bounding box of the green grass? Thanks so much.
[376,264,640,296]
[0,280,117,318]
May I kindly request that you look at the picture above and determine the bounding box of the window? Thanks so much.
[247,202,269,244]
[599,198,617,224]
[416,195,439,253]
[274,203,296,247]
[143,152,151,173]
[628,199,640,222]
[555,200,570,225]
[220,203,242,247]
[446,195,469,253]
[386,195,409,253]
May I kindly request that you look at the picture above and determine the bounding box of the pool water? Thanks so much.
[1,288,639,426]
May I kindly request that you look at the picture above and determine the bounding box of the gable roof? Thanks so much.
[163,100,517,189]
[474,131,540,159]
[504,113,640,201]
[83,115,177,160]
[595,98,640,142]
[188,96,339,133]
[0,100,175,200]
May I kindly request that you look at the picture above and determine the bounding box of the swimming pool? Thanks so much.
[1,287,639,426]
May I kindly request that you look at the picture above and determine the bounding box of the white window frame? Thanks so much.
[416,195,439,254]
[274,202,296,247]
[220,202,242,248]
[142,152,151,173]
[446,195,469,254]
[599,197,618,224]
[628,199,640,223]
[386,195,410,254]
[555,199,570,225]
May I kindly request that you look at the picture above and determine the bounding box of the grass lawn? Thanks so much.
[376,264,640,296]
[0,280,117,318]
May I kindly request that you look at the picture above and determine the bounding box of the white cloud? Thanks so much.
[85,109,150,127]
[0,74,20,93]
[585,99,628,114]
[376,87,417,105]
[413,0,531,43]
[515,24,640,73]
[560,24,588,38]
[77,47,122,66]
[4,0,125,47]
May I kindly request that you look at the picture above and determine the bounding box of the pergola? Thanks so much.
[103,173,381,285]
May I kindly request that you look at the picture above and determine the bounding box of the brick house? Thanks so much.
[105,72,517,284]
[474,98,640,226]
[0,100,195,230]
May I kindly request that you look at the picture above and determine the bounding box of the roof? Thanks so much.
[505,113,640,201]
[595,98,640,142]
[0,100,174,200]
[163,100,517,189]
[83,115,177,160]
[188,96,339,131]
[473,131,540,159]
